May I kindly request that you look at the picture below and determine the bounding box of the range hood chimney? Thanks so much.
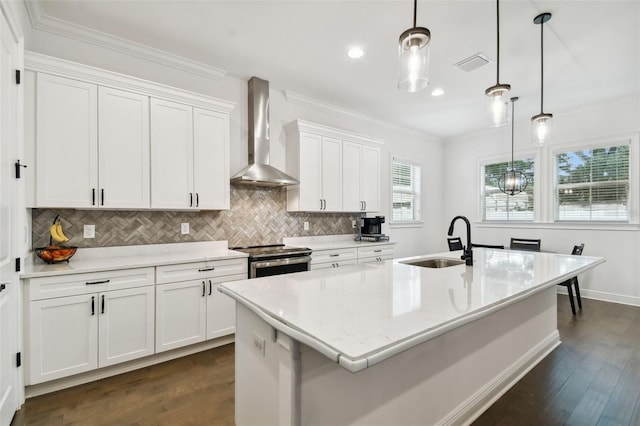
[230,77,299,187]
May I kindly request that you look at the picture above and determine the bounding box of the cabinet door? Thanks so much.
[36,74,97,208]
[361,145,380,212]
[193,108,229,210]
[98,286,154,367]
[206,278,238,340]
[342,141,362,212]
[321,136,343,211]
[155,280,206,353]
[298,132,323,211]
[150,99,194,209]
[28,294,97,385]
[98,87,150,208]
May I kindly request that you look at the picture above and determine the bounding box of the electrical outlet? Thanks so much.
[252,332,266,357]
[303,221,309,231]
[83,224,95,239]
[181,223,189,235]
[352,219,358,229]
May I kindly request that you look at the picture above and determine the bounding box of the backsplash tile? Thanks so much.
[32,186,358,249]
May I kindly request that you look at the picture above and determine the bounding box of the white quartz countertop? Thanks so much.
[283,234,395,251]
[21,241,247,279]
[219,248,604,372]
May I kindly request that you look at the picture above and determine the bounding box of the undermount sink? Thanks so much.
[401,258,465,268]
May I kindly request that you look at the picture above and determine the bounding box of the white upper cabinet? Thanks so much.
[193,108,230,210]
[98,87,150,208]
[26,52,235,210]
[36,74,98,208]
[150,100,230,210]
[286,120,382,213]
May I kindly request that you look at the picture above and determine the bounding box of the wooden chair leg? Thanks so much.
[566,284,576,315]
[573,278,582,310]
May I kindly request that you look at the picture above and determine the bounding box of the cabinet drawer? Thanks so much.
[311,247,357,265]
[156,258,247,285]
[311,259,357,270]
[27,267,155,301]
[357,244,395,260]
[358,255,394,265]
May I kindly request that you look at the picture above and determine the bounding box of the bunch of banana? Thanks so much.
[49,215,70,244]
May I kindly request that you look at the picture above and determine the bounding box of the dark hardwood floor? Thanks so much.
[12,295,640,425]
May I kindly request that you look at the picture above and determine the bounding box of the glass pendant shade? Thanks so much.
[398,27,430,93]
[485,0,511,127]
[531,112,553,145]
[485,84,511,127]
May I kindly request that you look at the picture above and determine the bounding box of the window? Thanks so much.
[391,157,421,222]
[481,158,535,221]
[555,144,629,222]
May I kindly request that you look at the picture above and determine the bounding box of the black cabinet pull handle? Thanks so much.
[101,189,104,206]
[91,296,95,316]
[0,284,6,293]
[190,192,193,207]
[198,266,215,272]
[374,249,382,253]
[196,193,199,208]
[329,254,340,257]
[101,295,105,314]
[92,188,96,206]
[364,201,367,211]
[202,281,206,297]
[86,279,110,285]
[208,280,212,296]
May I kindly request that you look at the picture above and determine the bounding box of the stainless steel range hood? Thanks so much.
[230,77,299,187]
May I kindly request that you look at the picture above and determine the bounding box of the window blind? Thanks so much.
[481,159,534,221]
[392,158,421,222]
[555,145,629,221]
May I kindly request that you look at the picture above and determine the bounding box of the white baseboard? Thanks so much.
[556,287,640,307]
[25,335,234,398]
[441,330,561,426]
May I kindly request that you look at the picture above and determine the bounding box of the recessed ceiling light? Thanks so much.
[347,47,364,59]
[431,88,444,97]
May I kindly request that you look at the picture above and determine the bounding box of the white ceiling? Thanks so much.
[29,0,640,139]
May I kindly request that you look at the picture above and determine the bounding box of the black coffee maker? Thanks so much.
[359,216,388,241]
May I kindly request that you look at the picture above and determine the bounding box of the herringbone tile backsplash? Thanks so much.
[32,186,358,248]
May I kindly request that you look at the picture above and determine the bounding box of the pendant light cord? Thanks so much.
[539,20,544,113]
[413,0,417,28]
[511,100,515,168]
[496,0,501,84]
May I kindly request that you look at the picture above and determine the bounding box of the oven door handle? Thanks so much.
[252,255,312,270]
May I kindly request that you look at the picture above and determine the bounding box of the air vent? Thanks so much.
[454,53,491,72]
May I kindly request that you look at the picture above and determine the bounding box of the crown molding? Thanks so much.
[287,119,385,146]
[1,0,25,41]
[24,0,227,82]
[25,51,236,113]
[284,89,438,141]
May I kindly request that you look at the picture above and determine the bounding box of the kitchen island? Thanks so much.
[219,248,604,425]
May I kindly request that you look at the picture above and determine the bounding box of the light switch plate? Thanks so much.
[181,223,189,235]
[252,331,266,357]
[84,224,95,239]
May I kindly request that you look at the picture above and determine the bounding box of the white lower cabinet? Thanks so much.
[310,247,358,270]
[26,268,155,385]
[155,259,247,353]
[357,244,396,264]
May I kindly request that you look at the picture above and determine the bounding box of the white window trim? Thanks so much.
[477,149,539,223]
[389,155,422,226]
[548,132,639,225]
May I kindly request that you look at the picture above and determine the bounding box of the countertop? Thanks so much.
[21,241,248,279]
[283,234,396,251]
[219,248,604,372]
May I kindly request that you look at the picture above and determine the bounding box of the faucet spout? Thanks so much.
[448,215,473,266]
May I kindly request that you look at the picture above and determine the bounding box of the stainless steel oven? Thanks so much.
[231,245,312,278]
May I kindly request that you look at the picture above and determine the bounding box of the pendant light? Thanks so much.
[485,0,511,127]
[531,13,553,145]
[397,0,431,93]
[498,97,528,196]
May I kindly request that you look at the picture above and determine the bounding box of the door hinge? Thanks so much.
[15,160,27,179]
[15,258,20,272]
[15,69,20,85]
[16,352,21,368]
